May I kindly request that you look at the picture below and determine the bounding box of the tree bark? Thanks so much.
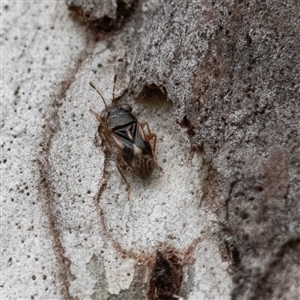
[2,1,299,299]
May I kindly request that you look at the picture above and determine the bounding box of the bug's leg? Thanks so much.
[90,109,102,123]
[89,110,113,150]
[148,133,158,153]
[153,160,162,171]
[140,122,162,171]
[100,129,113,151]
[140,122,152,135]
[116,152,131,200]
[140,122,158,153]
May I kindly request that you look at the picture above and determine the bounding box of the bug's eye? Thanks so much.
[100,110,108,121]
[121,104,132,112]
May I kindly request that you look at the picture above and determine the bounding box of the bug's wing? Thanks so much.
[111,124,135,165]
[133,123,153,156]
[112,122,158,179]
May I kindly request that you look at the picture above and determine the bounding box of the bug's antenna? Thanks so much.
[112,75,117,103]
[89,82,107,108]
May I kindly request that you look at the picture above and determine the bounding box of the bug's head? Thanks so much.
[89,108,108,124]
[99,109,109,122]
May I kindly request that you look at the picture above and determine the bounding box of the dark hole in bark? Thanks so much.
[136,84,168,103]
[148,250,183,300]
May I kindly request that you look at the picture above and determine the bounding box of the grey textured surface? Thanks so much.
[2,0,300,299]
[2,1,231,299]
[65,0,137,31]
[130,0,300,299]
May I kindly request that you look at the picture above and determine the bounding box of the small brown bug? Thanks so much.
[90,76,161,199]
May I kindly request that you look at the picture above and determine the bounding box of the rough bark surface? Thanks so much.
[129,1,300,299]
[2,1,300,300]
[66,0,137,31]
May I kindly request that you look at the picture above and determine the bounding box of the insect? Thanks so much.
[89,76,162,199]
